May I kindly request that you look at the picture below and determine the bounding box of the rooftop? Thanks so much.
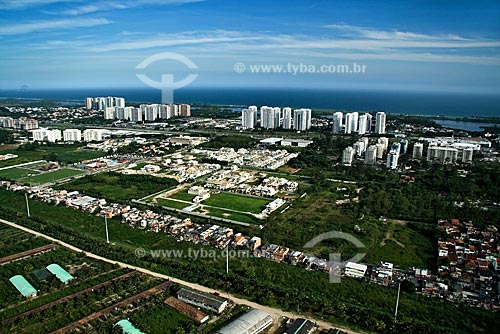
[115,319,145,334]
[46,263,74,283]
[9,275,37,297]
[178,288,227,309]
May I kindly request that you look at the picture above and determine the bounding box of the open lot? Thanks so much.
[18,168,84,184]
[196,205,261,224]
[0,145,106,168]
[265,186,436,269]
[203,192,271,214]
[156,198,192,210]
[168,189,197,202]
[60,172,178,204]
[0,167,40,180]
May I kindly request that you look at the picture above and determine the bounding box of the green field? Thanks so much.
[168,190,196,202]
[19,168,84,184]
[0,145,106,168]
[156,198,191,210]
[60,172,179,203]
[198,206,260,224]
[0,167,40,180]
[203,192,271,214]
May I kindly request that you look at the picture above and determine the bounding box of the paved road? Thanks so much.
[0,218,365,334]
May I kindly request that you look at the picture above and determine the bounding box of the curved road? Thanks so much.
[0,218,364,334]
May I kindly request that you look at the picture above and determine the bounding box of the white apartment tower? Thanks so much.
[293,108,311,131]
[342,147,356,165]
[63,129,82,142]
[375,112,386,134]
[32,128,62,143]
[365,145,378,165]
[85,97,93,110]
[358,114,368,135]
[104,107,115,120]
[282,107,292,129]
[345,112,359,134]
[241,108,256,129]
[130,108,143,122]
[365,113,373,133]
[273,107,281,128]
[83,129,103,142]
[412,142,424,159]
[260,106,276,129]
[386,150,399,169]
[115,97,125,108]
[332,112,343,134]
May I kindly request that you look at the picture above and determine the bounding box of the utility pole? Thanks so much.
[394,281,401,324]
[25,193,31,217]
[105,216,110,244]
[226,246,229,274]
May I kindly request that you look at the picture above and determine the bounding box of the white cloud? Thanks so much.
[60,0,204,15]
[0,18,112,35]
[92,31,262,52]
[23,27,500,66]
[0,0,73,10]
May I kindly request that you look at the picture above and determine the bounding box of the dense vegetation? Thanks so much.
[201,135,257,150]
[191,105,238,119]
[58,172,179,203]
[0,225,49,258]
[0,190,496,334]
[0,129,14,144]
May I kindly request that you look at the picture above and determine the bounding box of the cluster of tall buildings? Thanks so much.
[0,117,39,130]
[413,142,473,164]
[32,128,103,143]
[241,106,312,131]
[342,137,408,169]
[86,96,125,111]
[103,103,191,121]
[343,137,474,168]
[332,111,386,135]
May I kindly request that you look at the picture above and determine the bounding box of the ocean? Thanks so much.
[0,87,499,118]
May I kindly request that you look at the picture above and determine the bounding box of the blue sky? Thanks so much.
[0,0,499,93]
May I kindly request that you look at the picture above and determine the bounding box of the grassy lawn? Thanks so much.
[197,206,261,224]
[0,167,40,180]
[203,192,271,214]
[19,168,84,184]
[130,162,148,170]
[168,190,196,202]
[156,198,191,210]
[0,146,106,168]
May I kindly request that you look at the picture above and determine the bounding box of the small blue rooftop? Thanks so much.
[9,275,37,297]
[115,319,145,334]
